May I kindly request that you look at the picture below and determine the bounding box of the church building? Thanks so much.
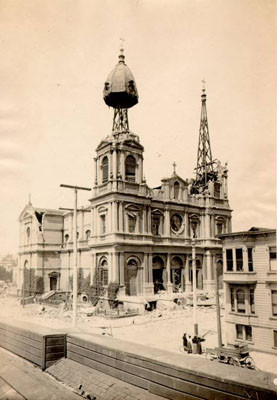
[18,48,232,302]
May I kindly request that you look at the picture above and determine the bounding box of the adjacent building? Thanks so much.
[17,48,232,302]
[220,227,277,354]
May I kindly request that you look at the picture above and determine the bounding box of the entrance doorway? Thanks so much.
[152,256,165,294]
[50,276,57,291]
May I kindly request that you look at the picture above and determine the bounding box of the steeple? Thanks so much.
[191,82,217,194]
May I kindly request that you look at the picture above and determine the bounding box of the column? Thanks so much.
[94,158,98,185]
[166,254,173,293]
[111,251,117,282]
[222,249,227,271]
[185,213,189,238]
[97,157,101,184]
[164,208,170,236]
[119,202,123,232]
[205,250,214,291]
[210,214,215,238]
[120,152,125,180]
[243,247,248,271]
[108,152,112,180]
[90,253,95,285]
[148,253,153,284]
[143,207,147,234]
[140,156,143,183]
[185,255,190,292]
[205,213,210,239]
[119,253,125,289]
[147,206,152,233]
[112,148,117,179]
[114,201,118,233]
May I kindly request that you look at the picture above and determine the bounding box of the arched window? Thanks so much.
[236,289,246,313]
[64,234,69,243]
[128,214,136,233]
[76,232,79,240]
[85,230,91,240]
[174,182,180,199]
[102,156,109,183]
[99,259,108,286]
[125,155,136,182]
[24,260,28,269]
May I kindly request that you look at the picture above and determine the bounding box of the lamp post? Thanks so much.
[191,220,198,336]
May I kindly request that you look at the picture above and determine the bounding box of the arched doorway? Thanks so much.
[152,256,165,294]
[170,256,183,292]
[125,258,138,296]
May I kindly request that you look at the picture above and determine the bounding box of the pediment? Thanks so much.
[19,204,34,221]
[122,139,144,151]
[162,174,188,186]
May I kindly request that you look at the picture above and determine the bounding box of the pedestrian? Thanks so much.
[187,335,192,354]
[182,333,188,351]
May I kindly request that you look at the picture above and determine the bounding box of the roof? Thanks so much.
[218,227,276,239]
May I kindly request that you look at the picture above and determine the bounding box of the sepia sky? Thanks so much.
[0,0,276,254]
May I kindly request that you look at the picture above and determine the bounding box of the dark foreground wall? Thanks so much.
[67,333,277,400]
[0,319,66,370]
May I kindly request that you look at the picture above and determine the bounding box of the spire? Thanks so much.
[192,82,216,194]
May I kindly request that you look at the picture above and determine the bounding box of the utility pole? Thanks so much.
[215,262,223,347]
[60,184,91,327]
[191,221,198,336]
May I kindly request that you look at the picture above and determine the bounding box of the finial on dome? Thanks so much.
[28,193,32,205]
[201,79,206,101]
[119,37,125,63]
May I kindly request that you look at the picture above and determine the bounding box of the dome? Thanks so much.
[103,50,139,109]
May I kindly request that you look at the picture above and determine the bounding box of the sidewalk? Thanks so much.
[0,348,81,400]
[47,358,166,400]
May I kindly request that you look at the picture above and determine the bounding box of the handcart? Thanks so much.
[206,343,255,370]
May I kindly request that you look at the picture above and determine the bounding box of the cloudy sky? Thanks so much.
[0,0,275,254]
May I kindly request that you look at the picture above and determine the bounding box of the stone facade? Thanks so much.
[18,128,232,299]
[220,228,277,354]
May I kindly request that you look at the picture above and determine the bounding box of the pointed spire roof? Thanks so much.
[191,82,217,193]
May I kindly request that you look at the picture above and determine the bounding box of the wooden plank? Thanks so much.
[0,329,42,350]
[149,382,202,400]
[0,336,42,358]
[45,344,65,354]
[45,352,65,362]
[1,341,42,366]
[0,323,42,343]
[46,337,65,346]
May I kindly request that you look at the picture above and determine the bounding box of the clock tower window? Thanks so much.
[125,155,136,182]
[102,156,109,183]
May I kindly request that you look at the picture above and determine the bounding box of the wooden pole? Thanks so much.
[60,184,91,328]
[215,263,223,347]
[192,239,198,336]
